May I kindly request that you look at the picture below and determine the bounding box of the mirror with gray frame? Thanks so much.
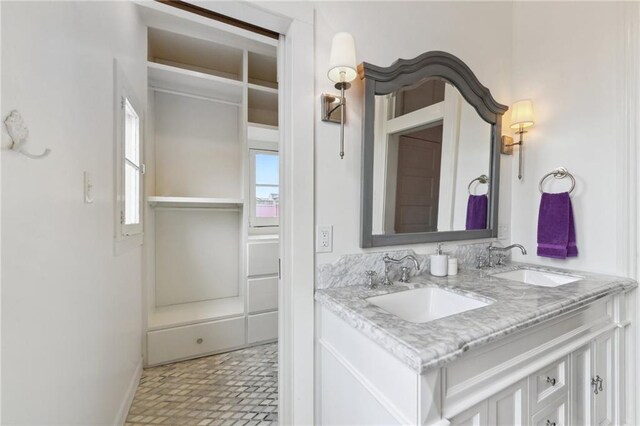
[359,52,508,248]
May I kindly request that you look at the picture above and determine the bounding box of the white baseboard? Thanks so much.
[114,357,143,426]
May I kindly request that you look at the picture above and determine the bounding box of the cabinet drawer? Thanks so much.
[531,394,568,426]
[147,317,245,365]
[248,277,278,313]
[248,311,278,343]
[529,356,568,414]
[247,240,279,276]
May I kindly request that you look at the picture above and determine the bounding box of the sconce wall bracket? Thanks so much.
[500,136,515,155]
[321,93,344,124]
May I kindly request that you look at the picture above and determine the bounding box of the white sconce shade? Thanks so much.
[509,99,535,129]
[328,32,357,83]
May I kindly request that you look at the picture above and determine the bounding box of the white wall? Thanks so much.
[314,1,513,264]
[1,2,146,424]
[509,2,625,274]
[155,209,240,306]
[153,91,242,198]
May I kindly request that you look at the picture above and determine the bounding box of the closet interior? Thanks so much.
[141,15,280,366]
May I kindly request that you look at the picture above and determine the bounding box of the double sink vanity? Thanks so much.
[315,50,637,425]
[316,261,636,426]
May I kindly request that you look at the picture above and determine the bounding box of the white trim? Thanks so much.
[614,3,640,423]
[437,86,462,232]
[385,101,444,135]
[113,357,143,426]
[0,2,4,418]
[319,338,413,425]
[134,1,278,53]
[616,2,639,280]
[276,18,315,426]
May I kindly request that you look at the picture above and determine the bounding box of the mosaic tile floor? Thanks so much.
[126,343,278,426]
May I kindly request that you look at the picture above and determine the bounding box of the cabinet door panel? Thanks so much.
[594,331,614,426]
[450,400,488,426]
[488,379,528,426]
[570,343,593,426]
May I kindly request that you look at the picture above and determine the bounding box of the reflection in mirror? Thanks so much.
[371,77,491,235]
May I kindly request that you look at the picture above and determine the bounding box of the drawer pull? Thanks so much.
[591,376,603,394]
[196,338,203,344]
[546,376,556,386]
[546,421,556,426]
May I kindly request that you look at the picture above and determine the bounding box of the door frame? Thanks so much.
[615,2,640,424]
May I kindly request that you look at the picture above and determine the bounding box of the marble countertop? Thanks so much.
[315,262,637,374]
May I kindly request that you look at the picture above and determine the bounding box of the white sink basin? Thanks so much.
[492,268,582,287]
[366,287,491,323]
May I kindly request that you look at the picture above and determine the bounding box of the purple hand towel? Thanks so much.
[537,192,578,259]
[466,194,488,230]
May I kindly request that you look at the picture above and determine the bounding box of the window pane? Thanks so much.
[255,153,278,185]
[125,163,140,225]
[124,98,140,165]
[255,185,279,218]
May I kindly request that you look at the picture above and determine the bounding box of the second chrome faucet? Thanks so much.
[382,253,421,285]
[477,243,527,268]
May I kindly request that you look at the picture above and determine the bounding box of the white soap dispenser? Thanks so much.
[430,243,449,277]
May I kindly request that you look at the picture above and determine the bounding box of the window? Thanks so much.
[115,63,144,242]
[250,149,279,227]
[122,98,142,234]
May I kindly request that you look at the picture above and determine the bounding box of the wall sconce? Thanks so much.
[322,32,357,159]
[501,99,535,180]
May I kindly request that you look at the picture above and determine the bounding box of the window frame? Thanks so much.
[249,148,279,228]
[114,61,144,247]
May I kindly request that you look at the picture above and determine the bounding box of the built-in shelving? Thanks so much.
[148,196,244,208]
[248,87,278,127]
[148,28,244,81]
[247,83,278,95]
[148,296,245,331]
[248,52,278,89]
[148,62,243,104]
[143,19,279,365]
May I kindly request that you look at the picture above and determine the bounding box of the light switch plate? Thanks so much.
[84,171,94,204]
[316,225,333,253]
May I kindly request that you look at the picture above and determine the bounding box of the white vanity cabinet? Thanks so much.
[317,289,635,426]
[571,330,615,426]
[450,380,530,426]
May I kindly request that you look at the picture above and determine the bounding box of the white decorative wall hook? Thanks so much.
[4,110,51,159]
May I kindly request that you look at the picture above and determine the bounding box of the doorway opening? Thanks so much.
[127,4,282,424]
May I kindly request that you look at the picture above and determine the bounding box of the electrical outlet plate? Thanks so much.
[498,224,509,241]
[316,225,333,253]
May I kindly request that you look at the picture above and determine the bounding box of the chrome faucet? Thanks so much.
[382,254,421,285]
[478,243,527,268]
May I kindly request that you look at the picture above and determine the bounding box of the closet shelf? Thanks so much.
[247,83,278,95]
[148,62,243,104]
[149,296,245,331]
[148,196,244,208]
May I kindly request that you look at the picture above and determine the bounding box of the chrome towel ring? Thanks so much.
[539,167,576,194]
[468,174,489,195]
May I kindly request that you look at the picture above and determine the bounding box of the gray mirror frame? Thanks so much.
[358,51,508,248]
